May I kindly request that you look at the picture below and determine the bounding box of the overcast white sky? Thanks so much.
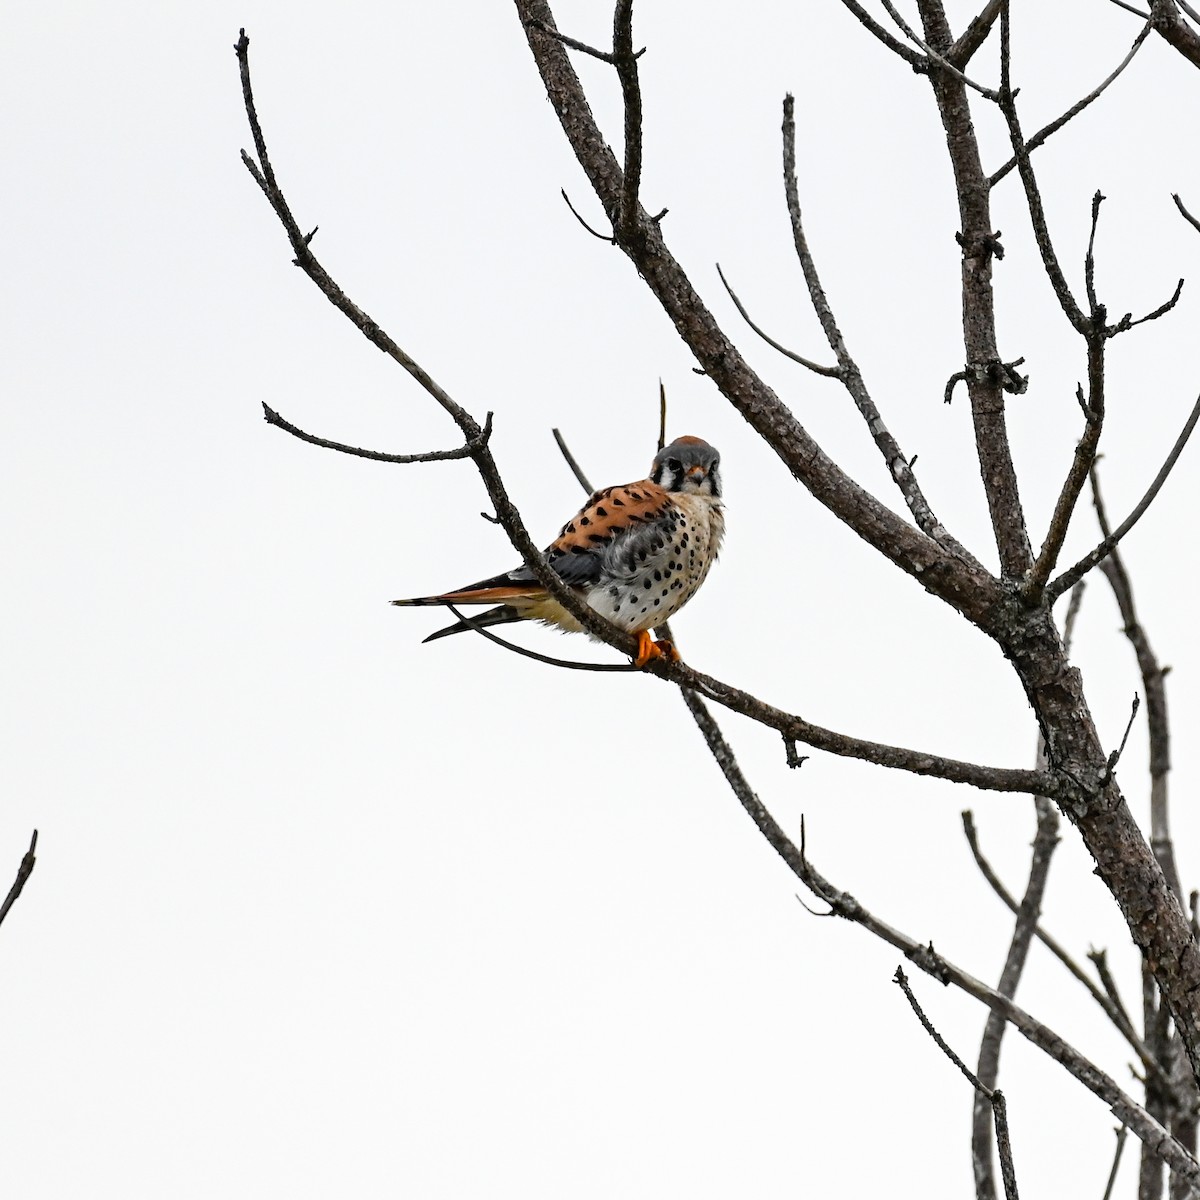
[3,2,1200,1196]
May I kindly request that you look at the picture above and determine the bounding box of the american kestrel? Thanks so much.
[392,436,724,666]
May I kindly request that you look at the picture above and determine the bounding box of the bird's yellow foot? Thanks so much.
[633,631,682,668]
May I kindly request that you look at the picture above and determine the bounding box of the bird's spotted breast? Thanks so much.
[585,490,723,633]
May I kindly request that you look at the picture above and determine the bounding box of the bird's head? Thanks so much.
[650,436,721,497]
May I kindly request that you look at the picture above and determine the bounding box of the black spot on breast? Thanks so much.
[595,506,607,517]
[612,497,625,507]
[652,599,660,607]
[653,570,662,581]
[588,533,609,543]
[580,516,591,526]
[628,491,643,501]
[661,589,669,597]
[644,579,653,589]
[567,523,576,533]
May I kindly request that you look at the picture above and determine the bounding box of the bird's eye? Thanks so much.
[668,458,682,473]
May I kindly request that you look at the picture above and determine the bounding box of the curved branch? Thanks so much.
[715,263,840,378]
[988,22,1151,188]
[263,404,493,464]
[1048,391,1200,599]
[781,95,975,561]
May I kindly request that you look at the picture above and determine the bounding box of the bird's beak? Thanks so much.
[686,465,707,481]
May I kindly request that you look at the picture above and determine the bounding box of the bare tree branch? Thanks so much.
[525,17,614,63]
[612,0,645,246]
[781,94,975,560]
[835,0,925,66]
[262,403,493,464]
[995,6,1090,335]
[560,188,614,242]
[1104,1126,1130,1200]
[1048,391,1200,599]
[897,967,1020,1200]
[916,0,1033,577]
[1149,0,1200,68]
[882,0,999,98]
[971,798,1056,1200]
[947,0,1003,69]
[551,427,595,492]
[1024,331,1105,603]
[963,812,1162,1077]
[715,263,840,378]
[1174,193,1200,236]
[989,23,1152,188]
[1092,468,1178,898]
[0,830,37,931]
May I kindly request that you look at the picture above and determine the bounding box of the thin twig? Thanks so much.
[715,263,840,378]
[525,17,614,62]
[972,796,1057,1200]
[1086,191,1105,315]
[781,94,970,556]
[1092,466,1179,899]
[1023,332,1105,603]
[263,404,493,464]
[1175,194,1200,237]
[881,0,999,98]
[989,23,1151,188]
[835,0,925,65]
[443,603,638,672]
[1048,391,1200,598]
[1063,580,1086,654]
[1105,0,1151,16]
[551,427,595,493]
[996,5,1089,335]
[1107,277,1186,337]
[560,189,615,242]
[1103,695,1141,782]
[658,379,667,451]
[1102,1126,1129,1200]
[0,830,38,930]
[896,967,1020,1200]
[1088,948,1141,1044]
[962,812,1163,1076]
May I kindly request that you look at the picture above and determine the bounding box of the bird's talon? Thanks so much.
[633,631,680,668]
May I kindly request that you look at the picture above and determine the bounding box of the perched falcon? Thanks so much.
[392,436,724,667]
